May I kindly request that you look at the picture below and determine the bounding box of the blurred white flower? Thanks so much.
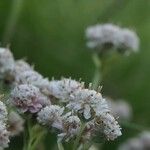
[86,23,139,54]
[119,138,143,150]
[107,98,132,121]
[10,84,50,113]
[0,48,15,80]
[118,131,150,150]
[8,111,24,137]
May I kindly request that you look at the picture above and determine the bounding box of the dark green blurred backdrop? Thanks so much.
[0,0,150,149]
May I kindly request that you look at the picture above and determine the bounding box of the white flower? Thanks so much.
[10,84,50,113]
[0,101,8,122]
[0,121,10,149]
[0,48,15,79]
[96,113,122,140]
[58,115,81,141]
[107,98,132,121]
[86,23,139,53]
[140,131,150,149]
[13,59,33,76]
[119,28,139,52]
[118,138,143,150]
[66,89,109,119]
[37,105,64,130]
[119,131,150,150]
[8,111,24,137]
[14,70,50,93]
[48,78,84,101]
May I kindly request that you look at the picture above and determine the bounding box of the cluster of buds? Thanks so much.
[118,131,150,150]
[86,23,139,54]
[0,101,9,149]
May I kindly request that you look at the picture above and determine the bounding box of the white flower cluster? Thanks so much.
[86,23,139,53]
[7,111,24,137]
[0,101,10,149]
[118,131,150,150]
[37,105,81,141]
[38,78,122,141]
[0,47,122,144]
[10,84,50,113]
[107,98,132,121]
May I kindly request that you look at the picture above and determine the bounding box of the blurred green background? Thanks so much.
[0,0,149,149]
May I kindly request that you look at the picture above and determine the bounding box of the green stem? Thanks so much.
[92,53,102,90]
[23,117,46,150]
[73,123,86,150]
[57,140,64,150]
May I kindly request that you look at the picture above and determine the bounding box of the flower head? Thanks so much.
[37,105,64,129]
[119,131,150,150]
[95,113,122,140]
[10,84,50,113]
[14,70,50,95]
[48,78,84,102]
[107,98,132,121]
[0,48,15,80]
[58,115,81,142]
[66,89,108,119]
[86,23,139,54]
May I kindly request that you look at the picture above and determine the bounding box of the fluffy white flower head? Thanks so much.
[67,89,108,119]
[58,115,81,141]
[15,70,50,94]
[0,48,15,79]
[10,84,50,113]
[86,23,139,53]
[48,78,84,101]
[37,105,64,129]
[107,99,132,121]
